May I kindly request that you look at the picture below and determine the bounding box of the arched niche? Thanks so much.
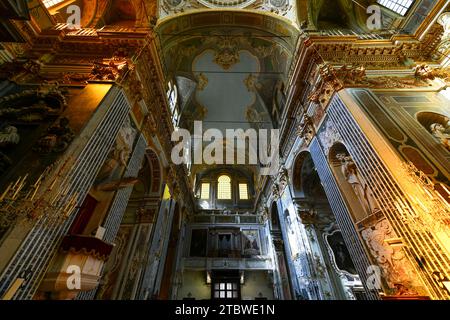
[416,111,450,134]
[158,201,182,299]
[416,111,450,152]
[292,151,327,201]
[292,151,309,197]
[122,148,162,223]
[304,0,371,32]
[324,230,358,277]
[270,201,280,231]
[328,142,374,224]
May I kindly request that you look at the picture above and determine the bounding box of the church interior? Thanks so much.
[0,0,449,301]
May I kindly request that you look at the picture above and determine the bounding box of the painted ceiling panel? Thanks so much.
[193,50,260,131]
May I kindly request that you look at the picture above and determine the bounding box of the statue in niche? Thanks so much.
[95,121,137,187]
[0,125,20,147]
[336,153,380,216]
[430,122,450,151]
[34,117,74,154]
[95,143,130,185]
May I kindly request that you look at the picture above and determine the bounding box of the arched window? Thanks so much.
[217,175,232,200]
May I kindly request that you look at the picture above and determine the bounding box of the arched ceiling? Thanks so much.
[156,10,299,181]
[299,0,375,31]
[156,10,299,131]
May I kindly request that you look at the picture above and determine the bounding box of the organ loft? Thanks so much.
[0,0,449,300]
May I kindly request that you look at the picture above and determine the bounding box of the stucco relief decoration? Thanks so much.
[245,105,267,129]
[244,74,260,92]
[430,121,450,151]
[310,64,450,103]
[308,64,343,109]
[122,70,143,104]
[89,57,131,81]
[161,0,187,15]
[278,167,289,193]
[361,219,426,295]
[318,119,342,155]
[213,36,240,70]
[196,73,209,91]
[271,183,280,200]
[296,114,315,146]
[298,205,335,230]
[414,64,450,84]
[264,0,291,15]
[34,117,75,154]
[197,0,256,8]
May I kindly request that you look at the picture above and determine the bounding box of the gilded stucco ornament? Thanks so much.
[197,0,257,8]
[264,0,291,16]
[318,119,342,155]
[196,73,208,91]
[271,183,280,200]
[361,219,427,296]
[296,114,315,146]
[213,36,240,70]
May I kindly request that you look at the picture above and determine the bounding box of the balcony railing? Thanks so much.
[305,28,398,40]
[192,212,264,224]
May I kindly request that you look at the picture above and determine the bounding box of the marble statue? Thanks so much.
[430,122,450,151]
[336,153,380,216]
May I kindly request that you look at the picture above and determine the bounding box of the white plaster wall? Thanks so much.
[178,270,211,300]
[241,271,274,300]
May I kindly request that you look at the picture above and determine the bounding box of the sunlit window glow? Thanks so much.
[217,175,231,200]
[239,183,248,200]
[200,183,210,199]
[213,282,239,299]
[377,0,414,16]
[42,0,66,8]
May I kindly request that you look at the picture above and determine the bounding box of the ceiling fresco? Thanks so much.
[156,10,299,177]
[159,0,297,22]
[156,10,299,130]
[191,49,264,132]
